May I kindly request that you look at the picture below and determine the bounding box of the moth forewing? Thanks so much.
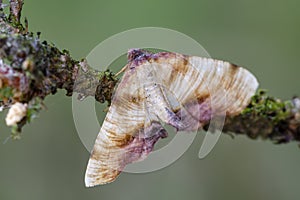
[84,49,259,187]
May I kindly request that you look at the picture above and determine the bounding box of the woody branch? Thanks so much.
[0,0,117,138]
[0,0,300,145]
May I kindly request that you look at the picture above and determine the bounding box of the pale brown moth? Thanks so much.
[85,49,259,187]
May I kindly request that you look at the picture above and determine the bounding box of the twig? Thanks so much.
[0,2,118,137]
[0,1,299,147]
[217,90,300,145]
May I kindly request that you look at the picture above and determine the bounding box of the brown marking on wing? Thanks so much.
[230,63,239,69]
[168,68,179,85]
[86,51,259,187]
[221,62,240,91]
[228,63,239,78]
[90,151,99,160]
[86,120,168,187]
[130,95,144,105]
[86,160,121,186]
[181,91,210,106]
[196,93,210,104]
[100,170,121,180]
[163,54,190,86]
[102,128,135,149]
[113,134,134,148]
[149,52,190,86]
[172,55,189,76]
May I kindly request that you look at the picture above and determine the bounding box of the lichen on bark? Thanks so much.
[0,0,118,138]
[220,90,300,145]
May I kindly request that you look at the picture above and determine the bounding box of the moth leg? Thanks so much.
[143,79,192,131]
[144,91,188,131]
[127,121,168,162]
[163,107,186,130]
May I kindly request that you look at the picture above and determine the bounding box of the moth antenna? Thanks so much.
[3,136,11,144]
[115,64,128,77]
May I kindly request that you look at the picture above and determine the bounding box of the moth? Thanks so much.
[85,49,258,187]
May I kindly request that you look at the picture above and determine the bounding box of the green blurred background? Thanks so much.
[1,0,300,199]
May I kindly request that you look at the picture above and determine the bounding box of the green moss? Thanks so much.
[0,87,14,100]
[241,89,292,124]
[26,98,43,123]
[11,125,21,140]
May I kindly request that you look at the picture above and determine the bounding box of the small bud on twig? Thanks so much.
[5,102,27,126]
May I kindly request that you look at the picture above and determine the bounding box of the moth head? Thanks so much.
[127,48,151,63]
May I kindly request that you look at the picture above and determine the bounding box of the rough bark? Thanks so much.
[0,0,117,138]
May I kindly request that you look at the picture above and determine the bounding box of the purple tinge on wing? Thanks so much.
[127,48,151,66]
[86,48,259,187]
[166,99,212,132]
[85,121,167,187]
[123,121,168,163]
